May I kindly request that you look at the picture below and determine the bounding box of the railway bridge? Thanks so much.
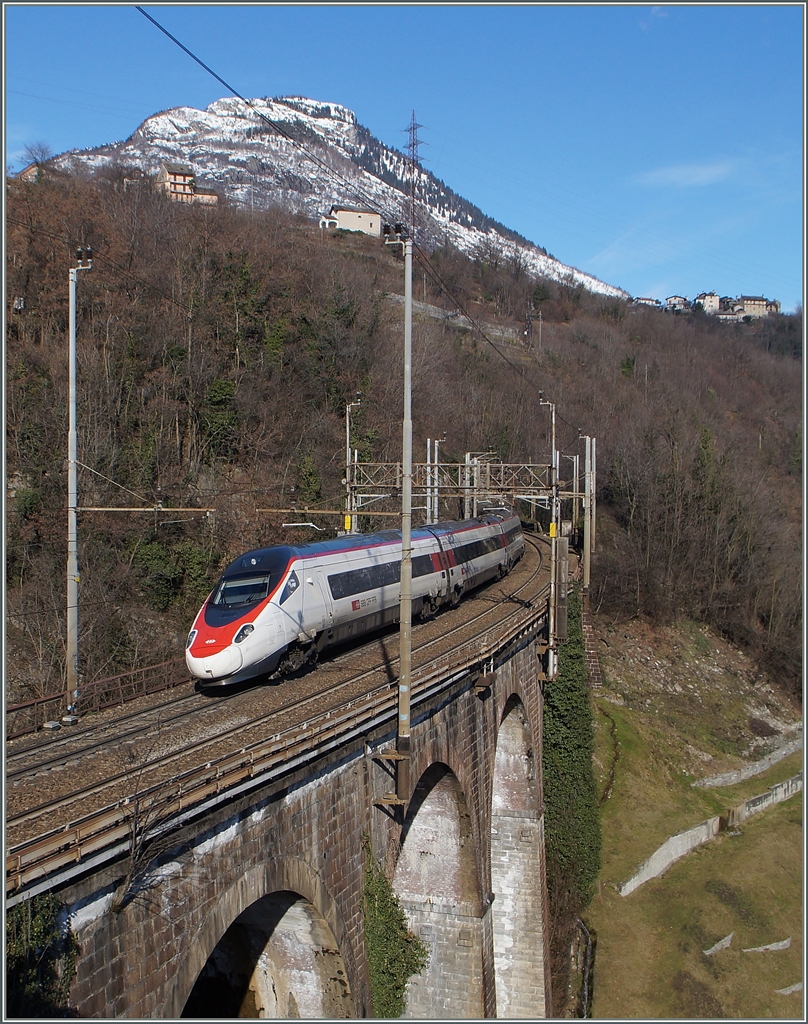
[7,540,555,1019]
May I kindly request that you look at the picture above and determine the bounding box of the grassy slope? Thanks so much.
[585,618,803,1019]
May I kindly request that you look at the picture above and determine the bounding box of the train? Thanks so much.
[186,510,525,688]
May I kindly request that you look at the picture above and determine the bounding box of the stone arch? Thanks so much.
[491,695,547,1017]
[393,762,485,1018]
[166,859,354,1019]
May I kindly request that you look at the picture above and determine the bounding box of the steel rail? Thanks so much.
[5,689,200,775]
[7,537,548,895]
[7,598,547,895]
[7,538,544,782]
[7,563,546,829]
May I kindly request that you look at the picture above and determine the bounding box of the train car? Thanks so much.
[186,510,524,688]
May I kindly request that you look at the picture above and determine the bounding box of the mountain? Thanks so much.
[53,95,628,299]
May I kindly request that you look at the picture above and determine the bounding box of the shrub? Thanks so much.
[543,588,601,1009]
[362,836,428,1017]
[6,893,78,1017]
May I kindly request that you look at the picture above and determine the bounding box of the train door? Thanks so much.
[424,529,451,604]
[316,569,334,634]
[452,533,472,598]
[277,569,303,640]
[299,563,333,638]
[441,530,468,603]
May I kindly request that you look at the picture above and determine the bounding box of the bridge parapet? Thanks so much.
[9,598,552,1018]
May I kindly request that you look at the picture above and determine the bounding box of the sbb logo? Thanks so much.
[352,600,361,611]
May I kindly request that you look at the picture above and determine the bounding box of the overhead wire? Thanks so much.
[7,215,200,317]
[8,8,585,454]
[135,6,406,227]
[133,7,584,443]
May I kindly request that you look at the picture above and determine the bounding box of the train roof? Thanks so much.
[221,514,518,577]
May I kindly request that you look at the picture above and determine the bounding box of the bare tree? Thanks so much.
[22,141,53,174]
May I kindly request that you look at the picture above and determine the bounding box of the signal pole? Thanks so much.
[524,297,533,347]
[539,392,557,507]
[345,396,361,533]
[67,247,93,714]
[384,224,413,805]
[581,434,594,615]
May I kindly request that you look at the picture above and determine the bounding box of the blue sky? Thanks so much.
[4,3,805,311]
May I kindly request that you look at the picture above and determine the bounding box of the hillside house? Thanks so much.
[737,295,770,318]
[192,186,219,206]
[156,161,194,200]
[697,293,781,321]
[666,295,690,312]
[694,291,720,313]
[15,161,65,184]
[16,163,42,182]
[319,205,381,237]
[156,162,218,205]
[633,296,662,308]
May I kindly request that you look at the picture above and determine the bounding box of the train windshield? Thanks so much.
[211,574,271,608]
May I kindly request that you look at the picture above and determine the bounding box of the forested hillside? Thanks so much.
[5,170,802,704]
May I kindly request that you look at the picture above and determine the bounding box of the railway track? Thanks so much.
[6,535,545,783]
[6,535,549,896]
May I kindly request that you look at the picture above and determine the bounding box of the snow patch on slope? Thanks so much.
[54,95,629,299]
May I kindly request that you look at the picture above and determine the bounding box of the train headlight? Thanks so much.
[186,630,197,650]
[234,623,255,644]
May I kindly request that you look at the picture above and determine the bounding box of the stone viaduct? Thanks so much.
[49,633,550,1018]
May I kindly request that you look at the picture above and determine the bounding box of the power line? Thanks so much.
[127,10,583,444]
[403,110,426,244]
[134,7,400,227]
[6,215,196,316]
[8,210,581,447]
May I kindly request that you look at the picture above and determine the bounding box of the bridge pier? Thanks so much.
[55,638,550,1018]
[400,899,490,1018]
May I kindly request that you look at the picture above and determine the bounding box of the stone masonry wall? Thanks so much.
[491,812,547,1017]
[401,901,487,1018]
[58,639,549,1018]
[582,612,603,688]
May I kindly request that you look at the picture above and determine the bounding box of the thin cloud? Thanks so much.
[639,5,670,30]
[587,210,751,285]
[634,161,735,187]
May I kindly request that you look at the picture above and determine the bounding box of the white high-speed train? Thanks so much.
[186,510,524,688]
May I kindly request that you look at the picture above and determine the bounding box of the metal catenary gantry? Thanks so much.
[344,450,586,530]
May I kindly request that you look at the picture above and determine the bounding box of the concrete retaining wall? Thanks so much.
[693,736,802,788]
[726,773,802,827]
[618,817,721,896]
[620,773,802,897]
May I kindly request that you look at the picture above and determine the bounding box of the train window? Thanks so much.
[279,570,300,605]
[412,554,434,578]
[328,553,437,600]
[211,574,271,608]
[328,564,376,600]
[451,536,501,563]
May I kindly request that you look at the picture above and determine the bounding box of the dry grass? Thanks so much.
[585,618,803,1019]
[588,800,802,1019]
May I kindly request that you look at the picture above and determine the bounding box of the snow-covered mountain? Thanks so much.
[54,95,628,299]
